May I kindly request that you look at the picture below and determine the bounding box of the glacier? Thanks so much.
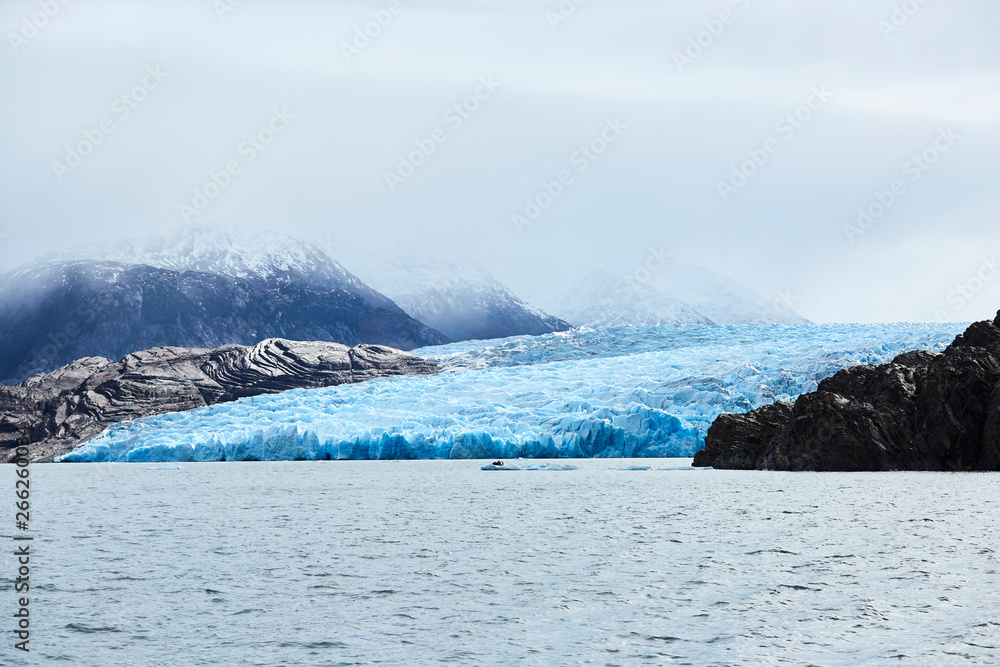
[58,323,968,463]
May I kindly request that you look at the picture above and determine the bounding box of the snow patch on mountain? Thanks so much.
[552,271,714,328]
[643,257,809,325]
[101,226,382,294]
[344,252,570,342]
[0,228,453,382]
[543,259,809,329]
[36,225,396,306]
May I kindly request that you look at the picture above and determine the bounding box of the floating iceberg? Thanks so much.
[480,462,579,471]
[58,323,967,463]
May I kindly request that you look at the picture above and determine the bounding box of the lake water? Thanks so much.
[5,460,1000,666]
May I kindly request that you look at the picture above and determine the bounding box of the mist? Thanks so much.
[1,0,998,323]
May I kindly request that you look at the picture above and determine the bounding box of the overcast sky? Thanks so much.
[1,0,998,323]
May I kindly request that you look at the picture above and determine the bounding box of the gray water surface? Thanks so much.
[4,460,1000,666]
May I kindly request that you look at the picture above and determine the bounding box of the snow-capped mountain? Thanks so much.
[553,272,714,328]
[545,260,809,329]
[344,253,571,342]
[0,228,449,384]
[643,257,809,326]
[75,226,392,302]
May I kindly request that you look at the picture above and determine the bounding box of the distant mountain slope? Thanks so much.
[644,258,809,326]
[553,272,715,328]
[0,229,448,384]
[346,254,571,342]
[545,260,809,329]
[95,226,395,301]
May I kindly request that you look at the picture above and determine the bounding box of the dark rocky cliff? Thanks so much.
[693,312,1000,471]
[1,338,437,463]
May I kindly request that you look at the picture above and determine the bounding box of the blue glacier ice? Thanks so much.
[58,323,968,463]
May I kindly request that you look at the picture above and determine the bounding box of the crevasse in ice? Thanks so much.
[58,323,967,463]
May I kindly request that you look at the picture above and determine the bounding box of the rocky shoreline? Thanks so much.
[694,312,1000,471]
[1,338,437,463]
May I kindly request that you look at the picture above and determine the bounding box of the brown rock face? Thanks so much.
[0,339,437,462]
[694,312,1000,471]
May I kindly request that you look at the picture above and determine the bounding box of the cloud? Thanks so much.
[0,0,998,323]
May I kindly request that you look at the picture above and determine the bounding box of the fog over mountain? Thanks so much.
[0,224,818,383]
[0,228,448,383]
[550,267,809,329]
[552,271,714,329]
[1,1,998,323]
[344,251,571,342]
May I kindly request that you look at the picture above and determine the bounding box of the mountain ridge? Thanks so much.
[0,256,447,384]
[344,252,572,342]
[542,260,810,328]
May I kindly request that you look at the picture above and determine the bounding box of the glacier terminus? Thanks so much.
[59,323,967,463]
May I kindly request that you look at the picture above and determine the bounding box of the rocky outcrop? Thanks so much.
[0,339,437,463]
[693,312,1000,471]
